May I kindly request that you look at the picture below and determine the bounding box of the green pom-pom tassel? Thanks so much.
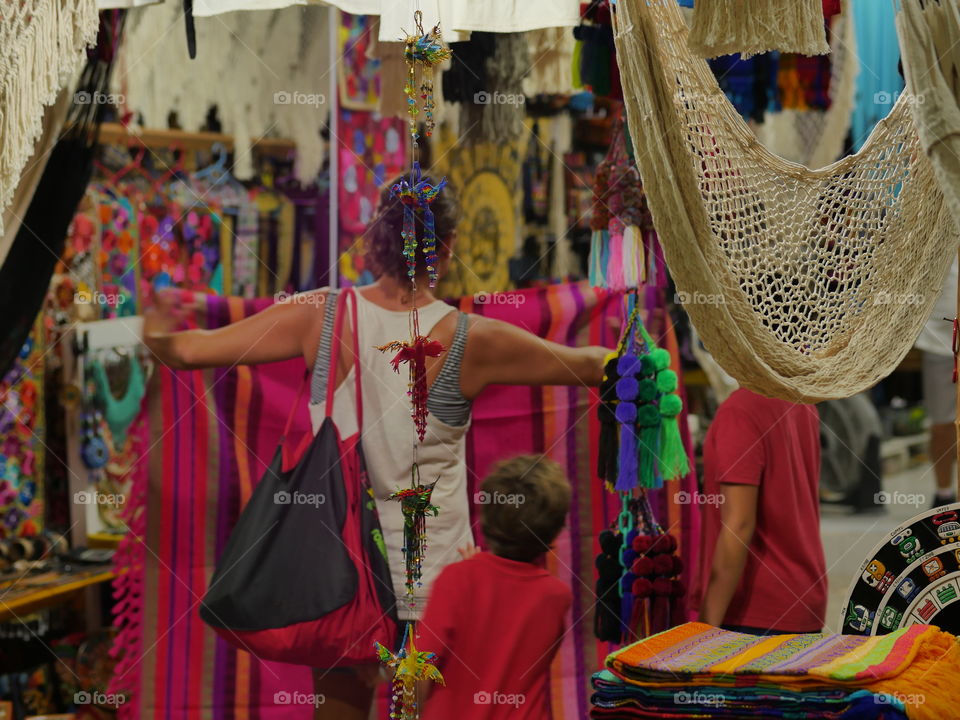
[658,393,689,481]
[660,393,682,418]
[656,369,678,394]
[638,378,658,403]
[650,348,671,372]
[639,354,657,376]
[637,403,661,488]
[637,403,661,427]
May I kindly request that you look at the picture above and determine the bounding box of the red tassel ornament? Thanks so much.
[379,334,446,441]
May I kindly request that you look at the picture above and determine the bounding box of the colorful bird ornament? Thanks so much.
[375,627,445,720]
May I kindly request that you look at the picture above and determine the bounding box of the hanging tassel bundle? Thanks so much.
[597,351,621,489]
[588,115,653,290]
[375,625,445,720]
[631,532,685,636]
[651,350,690,482]
[593,492,687,643]
[635,350,661,489]
[594,528,625,642]
[588,229,609,287]
[636,331,691,484]
[615,353,641,492]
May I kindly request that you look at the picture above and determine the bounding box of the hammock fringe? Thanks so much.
[0,0,99,236]
[687,0,830,59]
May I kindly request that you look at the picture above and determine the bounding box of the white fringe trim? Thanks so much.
[687,0,830,59]
[0,0,99,236]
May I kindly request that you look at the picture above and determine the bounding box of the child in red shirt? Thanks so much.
[419,455,573,720]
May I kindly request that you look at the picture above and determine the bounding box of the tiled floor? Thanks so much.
[821,463,941,633]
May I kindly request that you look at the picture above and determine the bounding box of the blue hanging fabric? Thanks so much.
[850,0,903,150]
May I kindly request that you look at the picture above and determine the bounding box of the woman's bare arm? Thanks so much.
[698,483,758,627]
[142,290,324,370]
[460,316,609,399]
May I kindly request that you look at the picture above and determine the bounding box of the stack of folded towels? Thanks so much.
[591,622,960,719]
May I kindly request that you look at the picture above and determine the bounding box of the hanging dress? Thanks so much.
[309,289,472,620]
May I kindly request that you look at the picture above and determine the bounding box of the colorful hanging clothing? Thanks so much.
[709,52,781,124]
[337,109,407,285]
[0,319,44,537]
[779,53,833,111]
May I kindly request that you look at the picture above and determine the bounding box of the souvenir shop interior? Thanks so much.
[3,0,960,719]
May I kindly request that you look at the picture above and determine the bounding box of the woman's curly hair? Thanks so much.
[364,174,460,280]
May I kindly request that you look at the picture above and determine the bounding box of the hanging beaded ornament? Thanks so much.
[392,162,448,287]
[375,13,453,717]
[388,465,440,600]
[375,625,445,720]
[403,11,451,143]
[378,325,445,442]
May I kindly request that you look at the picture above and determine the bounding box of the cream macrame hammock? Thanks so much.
[897,0,960,231]
[612,0,958,403]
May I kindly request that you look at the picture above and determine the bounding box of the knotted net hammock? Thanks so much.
[897,0,960,230]
[612,0,958,402]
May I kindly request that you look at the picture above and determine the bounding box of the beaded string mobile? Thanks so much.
[375,10,451,720]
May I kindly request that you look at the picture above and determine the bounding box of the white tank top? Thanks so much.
[308,290,473,620]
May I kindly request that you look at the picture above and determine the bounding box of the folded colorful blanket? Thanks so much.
[602,623,960,720]
[591,670,910,719]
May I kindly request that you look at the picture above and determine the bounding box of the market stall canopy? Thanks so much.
[95,0,581,38]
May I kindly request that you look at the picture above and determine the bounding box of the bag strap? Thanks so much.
[279,369,309,445]
[325,287,363,431]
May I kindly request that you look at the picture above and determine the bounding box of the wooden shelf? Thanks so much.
[88,532,124,550]
[0,566,115,623]
[97,122,297,155]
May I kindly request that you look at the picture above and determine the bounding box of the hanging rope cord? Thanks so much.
[612,0,958,402]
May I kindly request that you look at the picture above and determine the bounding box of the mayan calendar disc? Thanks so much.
[840,503,960,635]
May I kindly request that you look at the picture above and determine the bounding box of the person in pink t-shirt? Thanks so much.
[690,388,827,634]
[419,455,572,720]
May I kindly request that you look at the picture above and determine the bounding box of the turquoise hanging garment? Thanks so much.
[850,0,903,150]
[90,355,145,448]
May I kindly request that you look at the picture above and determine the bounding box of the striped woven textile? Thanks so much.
[114,283,701,719]
[595,622,960,720]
